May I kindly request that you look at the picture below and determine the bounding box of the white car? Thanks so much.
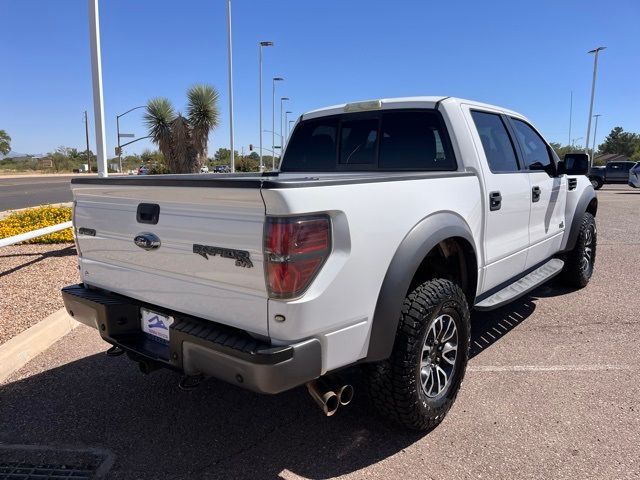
[629,162,640,188]
[200,165,209,173]
[63,96,597,430]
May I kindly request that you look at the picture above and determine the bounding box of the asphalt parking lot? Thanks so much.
[1,185,639,480]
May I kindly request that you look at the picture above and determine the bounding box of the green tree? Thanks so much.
[550,142,582,161]
[597,127,640,157]
[144,84,220,174]
[0,130,12,155]
[235,155,260,172]
[213,147,231,164]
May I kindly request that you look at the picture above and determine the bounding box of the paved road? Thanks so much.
[0,175,77,211]
[1,185,639,479]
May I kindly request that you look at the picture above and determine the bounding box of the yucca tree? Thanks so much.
[187,84,220,166]
[144,84,220,174]
[144,98,176,169]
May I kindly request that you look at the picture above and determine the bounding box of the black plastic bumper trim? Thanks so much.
[61,284,322,393]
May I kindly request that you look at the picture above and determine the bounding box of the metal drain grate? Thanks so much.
[0,463,93,480]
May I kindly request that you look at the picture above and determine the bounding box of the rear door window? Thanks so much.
[471,111,520,173]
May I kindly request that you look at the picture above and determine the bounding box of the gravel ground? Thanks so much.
[0,243,78,344]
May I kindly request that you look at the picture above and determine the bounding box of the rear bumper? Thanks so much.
[61,284,321,394]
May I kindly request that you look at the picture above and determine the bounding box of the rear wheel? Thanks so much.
[560,212,596,288]
[367,279,470,430]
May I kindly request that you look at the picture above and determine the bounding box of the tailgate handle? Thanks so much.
[136,203,160,224]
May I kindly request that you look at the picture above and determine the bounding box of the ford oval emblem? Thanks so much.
[134,233,161,250]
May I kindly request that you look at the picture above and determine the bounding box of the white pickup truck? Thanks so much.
[62,96,597,430]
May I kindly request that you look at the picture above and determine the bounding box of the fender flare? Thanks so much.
[365,213,477,362]
[562,186,597,252]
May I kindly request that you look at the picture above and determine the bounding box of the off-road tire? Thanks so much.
[560,212,596,288]
[367,279,470,431]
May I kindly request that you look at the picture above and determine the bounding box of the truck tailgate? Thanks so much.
[72,183,268,335]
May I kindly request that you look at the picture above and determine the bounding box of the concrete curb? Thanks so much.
[0,308,79,383]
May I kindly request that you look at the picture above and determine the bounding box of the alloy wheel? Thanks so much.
[581,225,595,273]
[420,314,458,398]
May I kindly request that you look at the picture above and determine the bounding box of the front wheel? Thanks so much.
[590,177,603,190]
[560,212,597,288]
[367,279,470,430]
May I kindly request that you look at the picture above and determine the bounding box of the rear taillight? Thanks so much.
[264,215,331,299]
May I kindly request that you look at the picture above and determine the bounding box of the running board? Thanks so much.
[474,258,564,311]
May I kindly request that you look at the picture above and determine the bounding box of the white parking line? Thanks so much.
[467,364,636,372]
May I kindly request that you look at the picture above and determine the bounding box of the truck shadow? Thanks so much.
[0,244,76,279]
[0,286,561,479]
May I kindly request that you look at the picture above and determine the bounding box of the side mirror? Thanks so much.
[560,153,589,175]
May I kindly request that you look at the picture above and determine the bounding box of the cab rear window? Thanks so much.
[280,110,456,172]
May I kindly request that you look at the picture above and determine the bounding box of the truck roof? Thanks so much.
[302,96,525,121]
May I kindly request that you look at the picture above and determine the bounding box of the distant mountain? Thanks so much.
[0,151,44,160]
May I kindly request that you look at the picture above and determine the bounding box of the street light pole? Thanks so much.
[272,77,283,171]
[280,97,289,157]
[116,105,145,173]
[84,110,91,173]
[226,0,235,172]
[258,41,273,172]
[585,46,606,166]
[288,120,294,140]
[88,0,108,177]
[284,111,292,145]
[568,91,573,147]
[592,114,602,159]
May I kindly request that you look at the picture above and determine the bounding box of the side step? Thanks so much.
[474,258,564,311]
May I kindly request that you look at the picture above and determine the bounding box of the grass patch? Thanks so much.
[0,206,73,243]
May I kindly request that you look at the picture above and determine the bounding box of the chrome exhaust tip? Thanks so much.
[336,383,354,406]
[306,380,340,416]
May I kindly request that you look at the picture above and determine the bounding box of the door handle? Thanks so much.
[532,186,541,203]
[489,191,502,211]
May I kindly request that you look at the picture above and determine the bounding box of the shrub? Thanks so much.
[0,206,73,244]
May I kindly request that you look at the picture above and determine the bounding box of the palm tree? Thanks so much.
[144,84,220,174]
[0,130,11,156]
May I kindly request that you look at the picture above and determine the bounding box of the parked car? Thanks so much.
[200,165,209,173]
[214,165,230,173]
[62,96,597,430]
[589,161,636,189]
[137,165,149,175]
[629,162,640,188]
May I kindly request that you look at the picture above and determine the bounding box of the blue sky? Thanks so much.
[1,0,639,157]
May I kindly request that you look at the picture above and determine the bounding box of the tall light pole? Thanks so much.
[284,110,292,144]
[88,0,108,177]
[84,110,91,173]
[116,105,145,173]
[568,91,573,147]
[592,114,602,159]
[585,46,606,165]
[288,119,295,140]
[280,97,289,156]
[272,77,284,171]
[226,0,235,172]
[258,41,273,171]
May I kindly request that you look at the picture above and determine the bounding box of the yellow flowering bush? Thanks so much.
[0,206,73,244]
